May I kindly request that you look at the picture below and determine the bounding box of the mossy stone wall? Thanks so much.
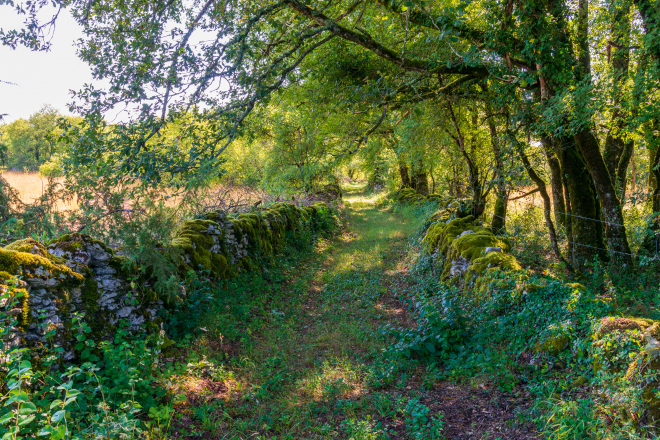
[0,201,337,360]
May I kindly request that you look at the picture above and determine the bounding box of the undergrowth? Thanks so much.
[0,209,339,439]
[380,213,660,439]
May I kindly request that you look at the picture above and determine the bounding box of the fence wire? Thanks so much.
[491,207,660,260]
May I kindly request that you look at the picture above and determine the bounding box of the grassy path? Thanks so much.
[169,186,536,439]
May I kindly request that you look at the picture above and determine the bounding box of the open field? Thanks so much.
[0,171,312,216]
[1,171,78,211]
[2,171,58,204]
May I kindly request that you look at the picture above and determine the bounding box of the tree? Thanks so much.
[0,105,65,170]
[3,0,658,266]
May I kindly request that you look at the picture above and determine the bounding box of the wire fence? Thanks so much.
[492,207,660,261]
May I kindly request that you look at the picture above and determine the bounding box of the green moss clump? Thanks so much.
[595,316,660,339]
[535,332,571,355]
[19,288,30,328]
[441,225,515,280]
[396,187,428,204]
[625,352,660,422]
[422,215,475,255]
[423,210,451,229]
[171,218,228,276]
[5,238,69,266]
[80,278,100,312]
[442,197,474,218]
[317,183,343,200]
[5,238,49,256]
[47,233,114,256]
[565,282,587,292]
[469,252,522,275]
[448,229,511,261]
[0,247,84,282]
[172,201,335,279]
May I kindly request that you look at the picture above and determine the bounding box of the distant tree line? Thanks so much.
[0,105,79,172]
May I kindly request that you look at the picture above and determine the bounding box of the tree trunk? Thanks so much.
[603,2,632,199]
[562,170,575,263]
[577,0,591,78]
[411,160,429,195]
[574,128,632,265]
[650,147,658,194]
[487,118,507,234]
[616,141,634,201]
[541,137,566,228]
[399,162,411,188]
[642,119,660,255]
[557,135,608,266]
[446,99,486,218]
[516,142,573,271]
[631,151,637,192]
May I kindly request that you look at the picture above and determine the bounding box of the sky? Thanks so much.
[0,7,92,123]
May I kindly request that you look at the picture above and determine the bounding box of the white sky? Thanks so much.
[0,7,92,123]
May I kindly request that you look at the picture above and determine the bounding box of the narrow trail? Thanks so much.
[175,185,537,439]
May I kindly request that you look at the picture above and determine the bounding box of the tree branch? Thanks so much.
[284,0,490,77]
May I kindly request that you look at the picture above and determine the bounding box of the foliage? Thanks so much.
[0,280,155,439]
[0,199,340,439]
[378,201,660,437]
[0,106,78,171]
[380,291,469,360]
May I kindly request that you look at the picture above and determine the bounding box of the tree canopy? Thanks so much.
[1,0,659,267]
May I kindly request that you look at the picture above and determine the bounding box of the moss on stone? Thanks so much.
[565,282,587,292]
[449,229,511,262]
[80,278,100,313]
[591,333,660,421]
[47,233,113,255]
[422,215,475,256]
[469,253,522,275]
[6,238,49,256]
[171,218,225,274]
[0,247,84,282]
[170,200,334,279]
[5,238,70,266]
[535,332,571,356]
[595,316,660,339]
[624,352,660,422]
[441,224,516,280]
[19,288,30,328]
[316,183,342,201]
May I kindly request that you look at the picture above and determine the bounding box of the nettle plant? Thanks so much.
[0,278,168,439]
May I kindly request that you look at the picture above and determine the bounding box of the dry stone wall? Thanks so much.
[0,201,337,359]
[419,205,660,422]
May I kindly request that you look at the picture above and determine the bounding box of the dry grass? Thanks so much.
[0,171,300,215]
[1,171,78,211]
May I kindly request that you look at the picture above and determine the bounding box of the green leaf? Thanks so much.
[52,425,67,440]
[37,426,54,437]
[49,399,63,410]
[17,415,35,426]
[18,402,36,414]
[520,80,528,87]
[51,410,66,423]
